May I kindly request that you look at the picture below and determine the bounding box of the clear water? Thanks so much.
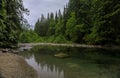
[20,46,120,78]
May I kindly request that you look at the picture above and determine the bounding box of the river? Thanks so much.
[19,45,120,78]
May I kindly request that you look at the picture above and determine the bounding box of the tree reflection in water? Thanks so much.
[25,55,64,78]
[20,46,120,78]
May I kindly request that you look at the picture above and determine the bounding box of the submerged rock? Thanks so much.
[54,53,70,58]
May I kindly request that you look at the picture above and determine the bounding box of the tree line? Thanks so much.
[0,0,28,47]
[34,0,120,45]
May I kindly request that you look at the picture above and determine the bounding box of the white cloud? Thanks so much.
[23,0,69,25]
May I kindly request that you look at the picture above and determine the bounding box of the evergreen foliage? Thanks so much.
[0,0,28,47]
[34,0,120,45]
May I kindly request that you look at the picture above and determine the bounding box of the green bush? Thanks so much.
[53,35,69,43]
[19,30,41,43]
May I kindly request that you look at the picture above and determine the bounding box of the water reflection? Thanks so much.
[25,55,64,78]
[20,46,120,78]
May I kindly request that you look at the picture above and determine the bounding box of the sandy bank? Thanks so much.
[0,52,37,78]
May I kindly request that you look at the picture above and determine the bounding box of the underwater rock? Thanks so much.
[54,53,70,58]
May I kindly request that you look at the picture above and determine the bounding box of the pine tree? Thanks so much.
[0,0,28,47]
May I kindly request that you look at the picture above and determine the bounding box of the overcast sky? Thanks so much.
[23,0,69,26]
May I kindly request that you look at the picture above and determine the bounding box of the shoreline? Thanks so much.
[18,43,120,49]
[0,52,37,78]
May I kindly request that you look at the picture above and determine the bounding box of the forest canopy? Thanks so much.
[33,0,120,45]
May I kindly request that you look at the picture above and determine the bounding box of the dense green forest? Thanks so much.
[27,0,119,45]
[0,0,28,47]
[0,0,120,46]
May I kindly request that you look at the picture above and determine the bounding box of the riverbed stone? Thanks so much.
[54,53,70,58]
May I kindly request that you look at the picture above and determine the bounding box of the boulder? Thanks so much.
[2,49,8,53]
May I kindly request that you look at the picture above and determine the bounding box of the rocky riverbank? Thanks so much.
[0,52,37,78]
[0,48,18,54]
